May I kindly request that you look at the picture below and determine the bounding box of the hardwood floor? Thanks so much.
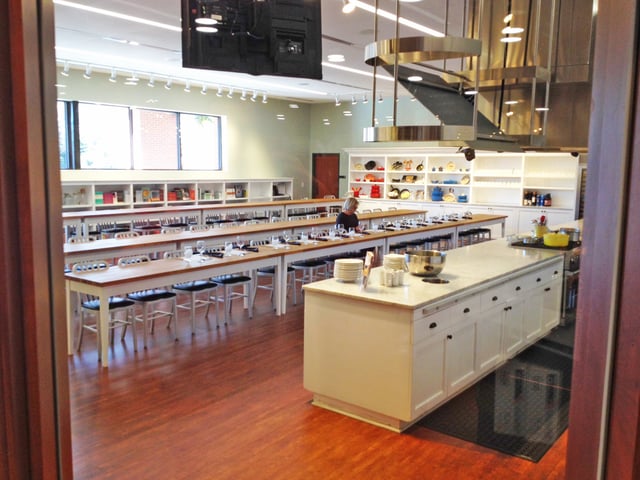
[68,289,567,480]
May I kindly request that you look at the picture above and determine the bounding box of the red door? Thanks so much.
[312,153,340,198]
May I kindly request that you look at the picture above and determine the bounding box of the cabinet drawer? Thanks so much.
[480,283,512,311]
[413,295,480,344]
[522,262,563,289]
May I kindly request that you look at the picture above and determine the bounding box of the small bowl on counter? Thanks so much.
[405,250,446,277]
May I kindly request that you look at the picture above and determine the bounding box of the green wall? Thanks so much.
[58,67,441,198]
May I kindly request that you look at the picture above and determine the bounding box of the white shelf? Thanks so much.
[61,177,293,211]
[347,149,579,211]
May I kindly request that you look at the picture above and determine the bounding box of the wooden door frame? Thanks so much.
[566,0,640,477]
[0,0,71,478]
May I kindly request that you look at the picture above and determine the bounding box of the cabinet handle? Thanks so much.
[515,286,521,291]
[492,295,498,302]
[536,277,542,282]
[429,322,437,329]
[447,334,453,340]
[545,287,551,292]
[554,270,559,275]
[463,307,470,314]
[504,306,510,312]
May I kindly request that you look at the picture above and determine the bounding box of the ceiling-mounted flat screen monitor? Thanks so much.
[181,0,322,79]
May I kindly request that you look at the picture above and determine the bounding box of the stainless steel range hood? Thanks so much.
[362,65,522,152]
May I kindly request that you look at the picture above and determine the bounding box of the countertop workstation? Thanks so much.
[303,237,567,432]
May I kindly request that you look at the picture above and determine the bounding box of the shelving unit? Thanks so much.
[348,149,579,207]
[61,177,293,211]
[347,149,581,236]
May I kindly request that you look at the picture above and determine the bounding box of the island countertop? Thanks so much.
[302,239,564,311]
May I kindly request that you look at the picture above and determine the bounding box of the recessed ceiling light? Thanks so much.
[195,15,220,26]
[502,26,524,34]
[505,111,514,117]
[465,89,478,95]
[407,75,423,82]
[343,110,352,116]
[196,26,218,33]
[327,54,345,62]
[504,100,519,105]
[535,107,550,111]
[503,13,513,23]
[289,103,299,109]
[500,36,522,43]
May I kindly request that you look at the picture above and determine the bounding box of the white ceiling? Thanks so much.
[53,0,459,103]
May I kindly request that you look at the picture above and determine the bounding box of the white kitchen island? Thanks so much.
[302,240,565,432]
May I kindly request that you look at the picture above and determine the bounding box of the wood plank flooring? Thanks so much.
[68,289,567,480]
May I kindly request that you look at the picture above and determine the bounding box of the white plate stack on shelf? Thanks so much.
[333,258,364,283]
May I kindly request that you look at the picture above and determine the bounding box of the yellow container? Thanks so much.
[533,225,549,238]
[543,232,570,247]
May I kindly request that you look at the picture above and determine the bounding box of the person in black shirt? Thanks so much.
[336,197,361,232]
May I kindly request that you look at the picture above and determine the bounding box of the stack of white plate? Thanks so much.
[383,253,406,271]
[333,258,364,283]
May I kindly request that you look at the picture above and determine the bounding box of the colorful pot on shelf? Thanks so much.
[431,186,444,201]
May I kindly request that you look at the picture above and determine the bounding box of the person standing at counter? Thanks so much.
[336,197,361,232]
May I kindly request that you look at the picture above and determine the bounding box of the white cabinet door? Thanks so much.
[542,278,563,332]
[412,335,446,417]
[517,208,575,233]
[466,206,518,237]
[503,298,525,358]
[476,304,505,375]
[444,321,477,395]
[523,286,545,342]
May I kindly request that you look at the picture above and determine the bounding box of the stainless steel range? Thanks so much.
[510,239,581,325]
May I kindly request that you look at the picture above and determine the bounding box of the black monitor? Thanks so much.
[181,0,323,79]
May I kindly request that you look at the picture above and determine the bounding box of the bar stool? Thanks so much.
[290,259,327,295]
[72,260,137,353]
[254,265,297,310]
[163,252,219,334]
[119,255,178,349]
[208,274,254,326]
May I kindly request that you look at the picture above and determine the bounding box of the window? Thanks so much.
[132,109,178,169]
[58,101,222,171]
[57,101,70,169]
[179,113,221,170]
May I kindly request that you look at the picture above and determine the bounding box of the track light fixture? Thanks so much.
[184,82,191,93]
[227,88,234,98]
[250,91,257,102]
[147,77,155,87]
[377,93,383,103]
[201,85,208,95]
[108,68,117,83]
[240,90,247,101]
[83,64,92,79]
[342,0,356,14]
[335,95,341,106]
[216,86,223,97]
[362,94,369,104]
[262,93,268,104]
[60,61,70,77]
[351,95,357,105]
[165,79,173,90]
[458,146,476,161]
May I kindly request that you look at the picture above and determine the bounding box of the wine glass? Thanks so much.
[282,230,291,244]
[183,245,193,264]
[236,236,245,250]
[336,223,345,236]
[196,240,205,254]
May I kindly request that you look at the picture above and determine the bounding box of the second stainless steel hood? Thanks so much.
[363,65,522,152]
